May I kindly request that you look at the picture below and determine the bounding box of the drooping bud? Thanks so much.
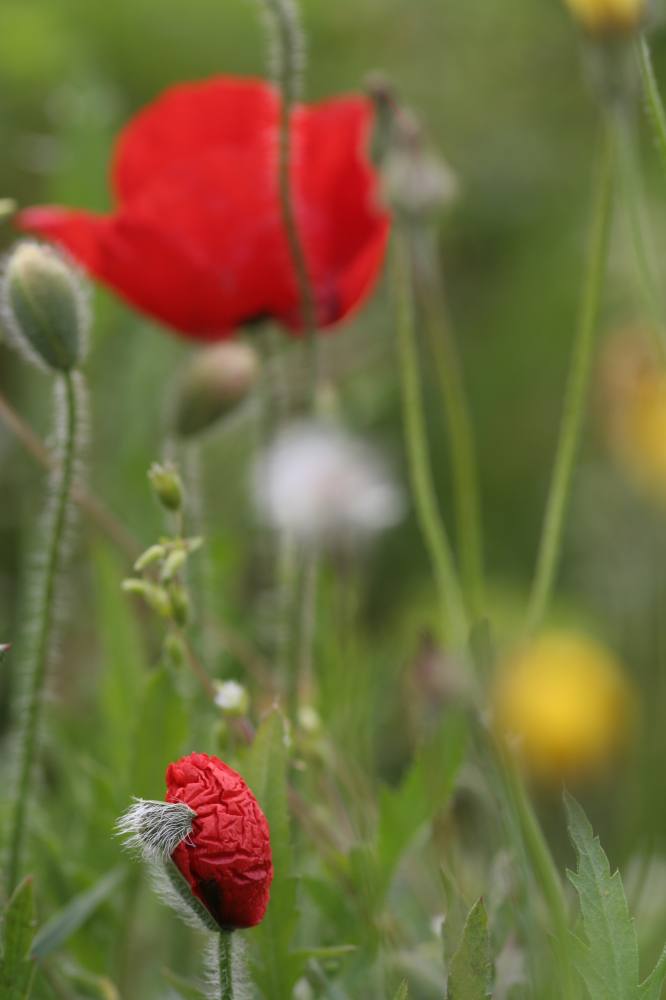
[1,242,88,372]
[383,110,458,222]
[148,461,183,512]
[564,0,647,35]
[172,342,261,438]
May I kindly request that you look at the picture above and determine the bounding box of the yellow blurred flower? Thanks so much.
[600,329,666,505]
[564,0,647,34]
[493,631,634,784]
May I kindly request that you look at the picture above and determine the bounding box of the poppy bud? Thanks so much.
[173,342,261,438]
[383,111,458,222]
[1,242,88,372]
[148,461,184,512]
[564,0,647,35]
[166,753,273,929]
[0,643,10,659]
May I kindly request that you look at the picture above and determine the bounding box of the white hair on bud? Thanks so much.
[116,798,196,859]
[252,0,306,102]
[204,933,253,1000]
[148,861,219,933]
[251,420,406,548]
[0,240,91,373]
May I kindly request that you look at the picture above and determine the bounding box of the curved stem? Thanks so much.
[218,931,234,1000]
[392,231,467,647]
[410,226,485,621]
[526,126,615,634]
[7,372,80,891]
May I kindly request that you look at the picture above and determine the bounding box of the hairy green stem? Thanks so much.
[526,127,615,633]
[409,225,485,621]
[392,232,467,647]
[218,931,234,1000]
[7,372,80,891]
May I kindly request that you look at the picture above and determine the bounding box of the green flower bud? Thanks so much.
[163,631,186,669]
[122,578,173,618]
[161,548,187,582]
[1,242,88,372]
[172,342,261,438]
[148,462,183,512]
[134,544,167,572]
[168,583,190,627]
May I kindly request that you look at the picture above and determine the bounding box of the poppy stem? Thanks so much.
[392,230,467,648]
[6,371,83,892]
[408,224,485,623]
[218,930,234,1000]
[260,0,320,405]
[526,124,614,635]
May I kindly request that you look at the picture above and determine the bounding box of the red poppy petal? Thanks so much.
[113,77,280,204]
[284,95,390,328]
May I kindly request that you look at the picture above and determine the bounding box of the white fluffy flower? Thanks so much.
[252,421,405,547]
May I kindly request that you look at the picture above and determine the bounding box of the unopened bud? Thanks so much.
[122,578,173,618]
[383,111,458,221]
[173,342,261,438]
[163,631,186,669]
[148,462,183,512]
[564,0,647,34]
[1,242,88,372]
[161,548,187,582]
[168,583,190,627]
[134,544,167,573]
[213,680,250,717]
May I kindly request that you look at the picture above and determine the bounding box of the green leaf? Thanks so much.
[132,666,188,799]
[162,967,208,1000]
[393,982,409,1000]
[376,713,467,899]
[447,898,492,1000]
[31,867,125,960]
[565,792,639,1000]
[639,945,666,1000]
[243,710,303,999]
[0,876,36,1000]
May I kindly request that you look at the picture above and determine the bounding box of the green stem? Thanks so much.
[502,754,576,999]
[526,126,615,634]
[637,36,666,178]
[392,232,467,647]
[262,0,319,405]
[218,931,234,1000]
[410,225,485,621]
[611,96,666,362]
[7,371,80,891]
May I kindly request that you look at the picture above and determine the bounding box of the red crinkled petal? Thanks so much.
[112,77,280,204]
[166,752,273,930]
[17,77,390,340]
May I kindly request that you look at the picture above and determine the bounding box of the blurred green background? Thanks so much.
[3,0,666,996]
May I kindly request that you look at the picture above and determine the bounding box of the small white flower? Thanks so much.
[252,421,405,547]
[213,680,249,716]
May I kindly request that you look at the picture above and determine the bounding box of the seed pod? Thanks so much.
[1,242,88,372]
[148,462,184,513]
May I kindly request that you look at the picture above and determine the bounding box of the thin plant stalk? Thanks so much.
[7,371,82,891]
[409,225,485,621]
[637,36,666,177]
[526,126,615,633]
[218,932,234,1000]
[611,101,666,362]
[392,231,467,647]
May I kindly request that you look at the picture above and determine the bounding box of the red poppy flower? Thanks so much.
[17,77,390,340]
[166,752,273,929]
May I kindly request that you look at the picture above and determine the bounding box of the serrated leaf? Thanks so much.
[132,666,187,799]
[0,876,36,1000]
[31,867,125,960]
[393,981,409,1000]
[243,710,304,999]
[447,898,492,1000]
[565,792,639,1000]
[639,945,666,1000]
[376,713,467,899]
